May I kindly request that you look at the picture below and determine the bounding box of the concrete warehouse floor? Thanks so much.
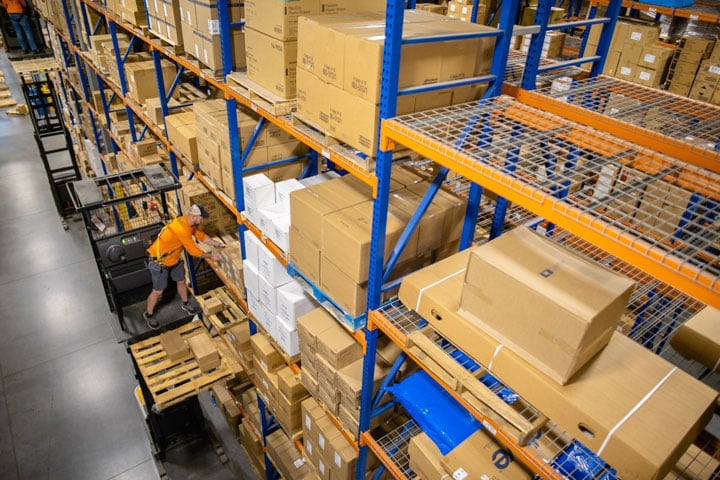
[0,49,254,480]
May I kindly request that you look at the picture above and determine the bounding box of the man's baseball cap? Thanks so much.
[189,204,210,218]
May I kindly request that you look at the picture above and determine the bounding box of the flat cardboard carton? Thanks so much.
[459,227,635,384]
[670,307,720,372]
[442,429,533,479]
[398,250,718,480]
[408,432,446,480]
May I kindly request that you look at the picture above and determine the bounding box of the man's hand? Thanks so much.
[208,252,221,262]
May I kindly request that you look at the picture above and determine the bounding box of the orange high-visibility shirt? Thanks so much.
[147,216,208,267]
[2,0,27,15]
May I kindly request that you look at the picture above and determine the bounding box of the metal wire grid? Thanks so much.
[386,95,720,301]
[88,175,162,240]
[533,75,720,153]
[373,420,422,480]
[505,49,585,87]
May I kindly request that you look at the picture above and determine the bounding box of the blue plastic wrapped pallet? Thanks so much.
[387,370,481,455]
[636,0,694,8]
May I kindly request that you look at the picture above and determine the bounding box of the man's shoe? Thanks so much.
[181,302,198,315]
[143,311,160,330]
[22,50,29,54]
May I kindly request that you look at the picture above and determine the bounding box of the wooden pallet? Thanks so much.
[406,328,548,445]
[130,322,234,411]
[290,113,376,172]
[227,71,296,116]
[148,31,184,55]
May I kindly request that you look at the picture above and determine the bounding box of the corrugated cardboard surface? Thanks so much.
[399,249,718,480]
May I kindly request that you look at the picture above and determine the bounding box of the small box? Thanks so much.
[275,178,305,210]
[243,230,261,269]
[317,321,363,370]
[242,259,260,298]
[187,332,221,373]
[242,173,275,209]
[276,280,316,329]
[278,365,309,403]
[250,332,284,372]
[159,330,190,361]
[258,242,292,286]
[275,316,301,357]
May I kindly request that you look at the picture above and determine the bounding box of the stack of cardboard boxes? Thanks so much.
[296,11,495,156]
[124,59,177,105]
[297,308,394,435]
[244,0,386,100]
[289,170,466,317]
[242,220,316,357]
[266,429,315,479]
[688,51,720,105]
[398,229,718,479]
[178,0,246,72]
[195,100,309,202]
[606,19,665,85]
[251,333,310,437]
[166,111,198,163]
[239,389,266,475]
[301,397,358,480]
[667,37,715,97]
[147,0,184,46]
[446,0,494,24]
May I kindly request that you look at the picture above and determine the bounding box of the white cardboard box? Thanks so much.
[270,214,291,251]
[277,280,315,329]
[242,173,275,209]
[259,203,288,237]
[259,242,292,286]
[247,291,261,318]
[259,275,279,315]
[243,230,261,269]
[243,259,260,298]
[275,316,300,356]
[275,178,305,210]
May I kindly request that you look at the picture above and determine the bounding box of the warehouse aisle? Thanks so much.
[0,54,159,479]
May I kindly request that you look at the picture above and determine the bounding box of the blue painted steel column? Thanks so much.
[110,22,139,143]
[78,0,93,47]
[359,1,405,478]
[75,53,106,171]
[485,0,522,97]
[490,123,524,239]
[590,0,622,77]
[151,49,177,174]
[59,0,77,45]
[96,75,119,155]
[520,0,552,91]
[216,0,234,76]
[460,182,483,249]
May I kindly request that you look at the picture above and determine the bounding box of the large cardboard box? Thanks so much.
[408,432,446,480]
[459,227,635,384]
[670,307,720,372]
[245,0,321,41]
[245,27,297,98]
[398,249,718,480]
[187,332,220,373]
[442,429,533,479]
[124,60,175,104]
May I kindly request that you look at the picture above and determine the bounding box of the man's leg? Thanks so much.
[176,279,189,303]
[8,14,29,53]
[17,14,39,52]
[146,289,163,316]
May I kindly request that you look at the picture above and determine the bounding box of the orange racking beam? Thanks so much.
[516,89,720,174]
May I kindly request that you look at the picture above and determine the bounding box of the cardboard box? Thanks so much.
[336,357,388,410]
[316,320,362,369]
[398,249,718,480]
[250,332,284,372]
[319,257,368,316]
[408,432,446,480]
[459,227,635,384]
[670,307,720,372]
[277,365,308,403]
[187,332,220,373]
[633,66,664,87]
[638,43,675,70]
[166,112,198,163]
[159,330,190,361]
[442,428,533,478]
[124,60,175,104]
[289,226,321,284]
[276,280,315,329]
[245,0,321,41]
[275,317,301,357]
[245,28,297,99]
[666,444,720,479]
[266,430,313,479]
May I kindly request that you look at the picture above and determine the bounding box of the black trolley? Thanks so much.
[68,165,181,337]
[20,69,81,228]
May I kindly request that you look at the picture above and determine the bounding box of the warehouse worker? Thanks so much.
[1,0,39,54]
[143,204,225,330]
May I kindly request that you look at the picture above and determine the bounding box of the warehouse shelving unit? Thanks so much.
[33,0,720,478]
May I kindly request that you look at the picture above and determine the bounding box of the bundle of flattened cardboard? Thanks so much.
[399,227,718,480]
